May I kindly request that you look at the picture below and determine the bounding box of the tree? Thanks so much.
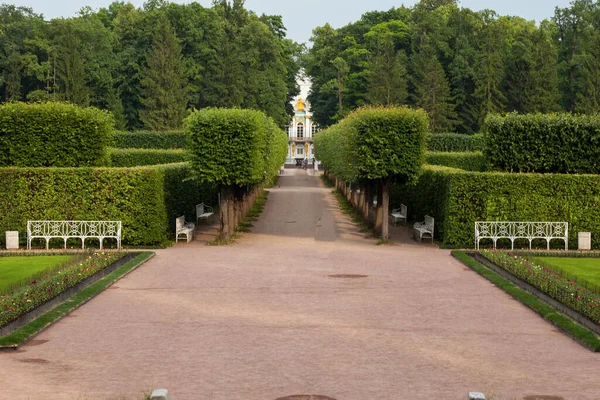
[139,16,188,130]
[412,44,456,132]
[364,21,409,106]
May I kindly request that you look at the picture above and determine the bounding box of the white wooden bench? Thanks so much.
[475,221,568,250]
[27,220,121,250]
[414,215,434,243]
[176,216,195,243]
[390,204,407,226]
[196,203,214,224]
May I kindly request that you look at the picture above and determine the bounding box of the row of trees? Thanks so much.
[305,0,600,133]
[0,0,302,130]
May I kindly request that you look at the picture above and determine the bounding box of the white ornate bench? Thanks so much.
[27,220,121,250]
[414,215,434,243]
[196,203,214,224]
[176,216,195,243]
[390,204,407,226]
[475,221,568,250]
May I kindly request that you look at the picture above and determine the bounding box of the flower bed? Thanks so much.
[481,250,600,325]
[0,252,125,328]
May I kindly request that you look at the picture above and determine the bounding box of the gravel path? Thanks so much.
[0,168,598,400]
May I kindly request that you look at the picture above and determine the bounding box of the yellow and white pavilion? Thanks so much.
[287,96,319,165]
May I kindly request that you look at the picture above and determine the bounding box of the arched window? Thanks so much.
[311,124,319,136]
[297,123,304,139]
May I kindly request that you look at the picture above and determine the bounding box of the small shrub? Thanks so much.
[112,130,187,149]
[109,148,188,167]
[427,133,484,152]
[425,151,488,171]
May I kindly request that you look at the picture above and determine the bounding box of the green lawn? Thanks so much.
[533,257,600,288]
[0,256,73,292]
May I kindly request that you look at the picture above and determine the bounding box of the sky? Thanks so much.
[8,0,574,44]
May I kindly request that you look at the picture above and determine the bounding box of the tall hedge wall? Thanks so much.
[0,163,217,247]
[109,148,188,167]
[315,106,428,182]
[393,166,600,249]
[113,130,187,149]
[484,113,600,173]
[185,108,287,186]
[427,133,484,152]
[0,102,114,167]
[425,152,489,171]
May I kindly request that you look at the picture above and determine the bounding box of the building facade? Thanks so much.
[286,76,319,165]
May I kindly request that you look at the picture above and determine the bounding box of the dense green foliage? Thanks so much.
[425,151,488,171]
[427,133,484,152]
[481,251,600,325]
[393,165,600,248]
[0,102,114,167]
[109,148,187,167]
[0,163,217,246]
[484,113,600,174]
[315,106,428,182]
[0,2,301,129]
[305,1,600,133]
[113,131,187,149]
[185,108,288,186]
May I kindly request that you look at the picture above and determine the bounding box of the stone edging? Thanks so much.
[0,253,137,337]
[469,253,600,336]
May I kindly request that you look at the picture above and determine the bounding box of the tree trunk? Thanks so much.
[374,182,383,237]
[219,185,230,240]
[381,178,390,241]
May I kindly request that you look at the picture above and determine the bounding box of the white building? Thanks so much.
[286,76,319,165]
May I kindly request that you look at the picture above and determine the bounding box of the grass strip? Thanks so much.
[321,175,374,236]
[0,252,154,348]
[452,251,600,352]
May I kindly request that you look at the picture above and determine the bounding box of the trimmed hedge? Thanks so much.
[0,163,217,247]
[185,108,287,186]
[315,106,428,182]
[113,130,187,149]
[484,113,600,174]
[109,148,188,167]
[425,151,489,171]
[0,102,114,167]
[392,166,600,249]
[427,133,484,152]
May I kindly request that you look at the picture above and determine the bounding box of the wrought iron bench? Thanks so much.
[176,216,195,243]
[390,204,407,226]
[27,220,121,250]
[475,221,568,250]
[414,215,434,243]
[196,203,214,224]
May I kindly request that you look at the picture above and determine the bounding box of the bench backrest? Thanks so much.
[424,215,434,231]
[175,216,186,232]
[196,203,204,216]
[475,221,568,239]
[27,221,121,237]
[401,204,407,216]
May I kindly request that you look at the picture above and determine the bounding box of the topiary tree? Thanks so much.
[185,107,287,239]
[315,106,428,240]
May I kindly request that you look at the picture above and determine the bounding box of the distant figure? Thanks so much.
[302,158,308,170]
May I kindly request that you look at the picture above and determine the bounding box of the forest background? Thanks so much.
[1,0,599,133]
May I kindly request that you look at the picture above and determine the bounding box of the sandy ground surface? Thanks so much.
[0,168,599,400]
